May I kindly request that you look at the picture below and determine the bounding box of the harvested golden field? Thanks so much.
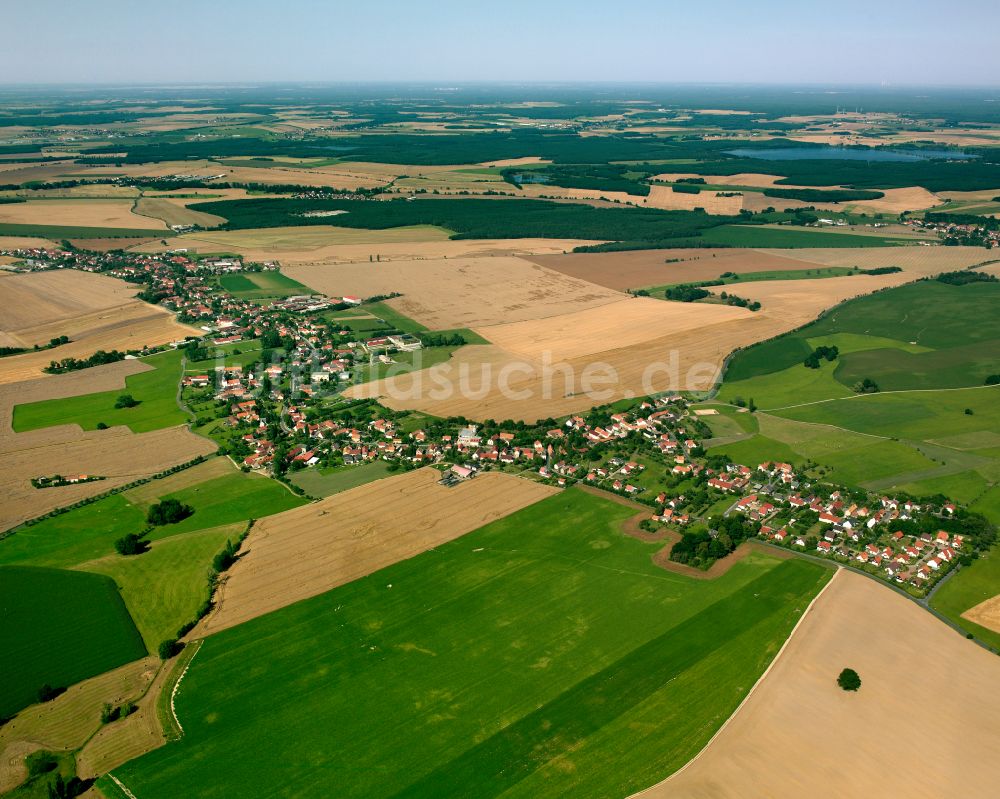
[0,363,216,531]
[288,254,623,328]
[845,186,942,214]
[0,657,156,794]
[350,268,925,421]
[132,197,226,228]
[644,184,744,214]
[639,571,1000,799]
[0,269,199,382]
[527,248,830,291]
[161,227,595,264]
[962,594,1000,635]
[0,235,57,250]
[480,156,550,167]
[0,269,145,336]
[0,199,167,230]
[199,468,556,635]
[69,237,159,252]
[475,296,746,361]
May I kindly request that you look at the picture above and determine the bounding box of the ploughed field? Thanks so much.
[105,490,829,799]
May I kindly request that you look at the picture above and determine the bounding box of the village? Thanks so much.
[1,243,986,598]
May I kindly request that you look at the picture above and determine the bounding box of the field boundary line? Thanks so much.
[765,382,1000,412]
[170,639,203,737]
[108,773,139,799]
[627,567,841,797]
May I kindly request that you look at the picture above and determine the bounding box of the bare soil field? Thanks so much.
[0,657,156,794]
[0,200,167,230]
[637,570,1000,799]
[0,363,216,531]
[287,255,624,328]
[198,468,557,635]
[962,594,1000,635]
[527,248,827,291]
[132,198,226,229]
[480,156,550,167]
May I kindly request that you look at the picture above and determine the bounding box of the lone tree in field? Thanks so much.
[147,498,193,526]
[837,667,862,692]
[114,393,138,409]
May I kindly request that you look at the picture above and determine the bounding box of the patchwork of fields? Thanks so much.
[106,490,829,799]
[3,89,1000,799]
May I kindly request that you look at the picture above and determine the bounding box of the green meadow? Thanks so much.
[0,566,146,719]
[931,545,1000,651]
[13,350,188,434]
[105,491,829,799]
[0,462,304,654]
[217,270,309,299]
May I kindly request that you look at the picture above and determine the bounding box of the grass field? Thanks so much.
[0,468,305,571]
[13,350,187,434]
[216,270,310,299]
[105,491,829,799]
[709,434,799,466]
[931,546,1000,651]
[0,566,146,719]
[723,281,1000,395]
[288,460,391,497]
[82,523,242,649]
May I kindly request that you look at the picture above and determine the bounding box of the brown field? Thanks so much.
[0,657,156,794]
[962,594,1000,635]
[198,468,557,636]
[527,248,829,291]
[119,455,234,506]
[0,184,140,200]
[0,162,77,185]
[0,363,217,531]
[132,197,227,229]
[287,255,623,328]
[638,570,1000,799]
[0,199,167,230]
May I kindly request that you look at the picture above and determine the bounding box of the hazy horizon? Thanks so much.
[5,0,1000,86]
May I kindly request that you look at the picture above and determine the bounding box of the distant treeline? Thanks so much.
[189,196,744,247]
[762,187,884,202]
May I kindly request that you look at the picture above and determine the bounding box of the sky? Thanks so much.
[4,0,999,86]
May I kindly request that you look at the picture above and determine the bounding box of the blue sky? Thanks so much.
[4,0,999,85]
